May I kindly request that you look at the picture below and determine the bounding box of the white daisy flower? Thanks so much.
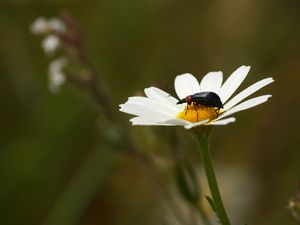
[119,65,274,129]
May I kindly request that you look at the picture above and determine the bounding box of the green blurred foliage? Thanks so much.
[0,0,300,225]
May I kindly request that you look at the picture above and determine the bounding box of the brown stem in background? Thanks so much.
[60,12,150,160]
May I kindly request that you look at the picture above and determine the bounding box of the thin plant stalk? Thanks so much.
[170,130,212,225]
[191,128,231,225]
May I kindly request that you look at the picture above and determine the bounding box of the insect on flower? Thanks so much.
[119,65,274,129]
[177,91,223,118]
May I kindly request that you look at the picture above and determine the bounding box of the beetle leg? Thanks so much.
[214,108,220,116]
[194,104,198,121]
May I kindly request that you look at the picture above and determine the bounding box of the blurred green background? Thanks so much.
[1,0,300,225]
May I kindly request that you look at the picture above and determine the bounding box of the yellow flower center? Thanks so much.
[176,104,218,123]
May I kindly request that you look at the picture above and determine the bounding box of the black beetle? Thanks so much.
[177,92,223,116]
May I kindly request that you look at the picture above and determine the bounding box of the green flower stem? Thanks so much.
[191,128,231,225]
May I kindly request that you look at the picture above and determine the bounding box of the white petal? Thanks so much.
[130,117,190,127]
[130,117,162,125]
[207,117,236,125]
[200,71,223,94]
[144,87,181,110]
[217,95,272,120]
[132,117,208,128]
[120,95,179,121]
[144,86,168,99]
[184,119,209,129]
[161,118,192,126]
[119,103,174,120]
[126,96,179,114]
[223,77,274,111]
[174,73,201,99]
[219,66,250,103]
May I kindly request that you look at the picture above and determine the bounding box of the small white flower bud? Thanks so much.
[48,18,66,33]
[41,35,60,55]
[30,17,48,34]
[48,57,68,93]
[30,17,66,35]
[49,71,66,94]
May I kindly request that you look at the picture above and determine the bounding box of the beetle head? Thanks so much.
[177,95,192,104]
